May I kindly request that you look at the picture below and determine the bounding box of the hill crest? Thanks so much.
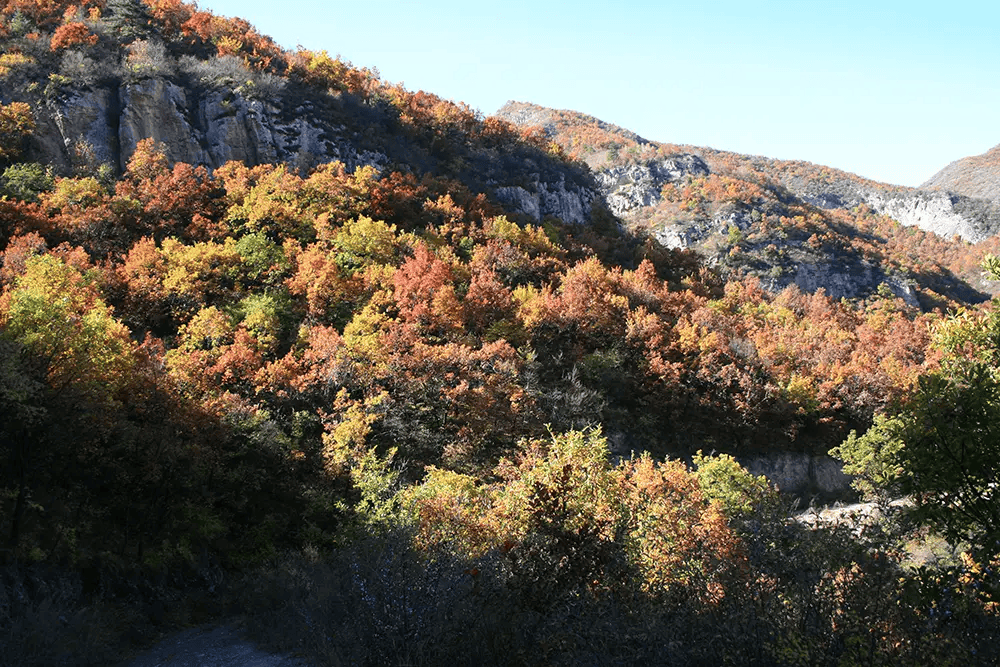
[922,143,1000,201]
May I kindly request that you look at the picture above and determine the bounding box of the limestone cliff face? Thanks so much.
[787,179,1000,244]
[493,174,597,225]
[594,155,709,217]
[29,77,596,225]
[741,452,853,501]
[33,87,120,172]
[32,77,388,175]
[780,257,920,308]
[584,155,950,306]
[864,190,1000,243]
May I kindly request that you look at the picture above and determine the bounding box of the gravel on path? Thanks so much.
[122,625,311,667]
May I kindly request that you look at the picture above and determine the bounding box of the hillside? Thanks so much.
[922,143,1000,201]
[497,101,1000,307]
[1,4,999,666]
[1,6,597,225]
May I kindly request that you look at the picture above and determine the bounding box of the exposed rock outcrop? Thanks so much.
[865,190,1000,243]
[795,185,1000,244]
[741,452,854,501]
[32,77,389,176]
[493,173,597,225]
[30,78,598,225]
[594,155,709,216]
[33,87,120,172]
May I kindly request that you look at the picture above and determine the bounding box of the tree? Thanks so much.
[0,254,135,397]
[103,0,154,41]
[2,163,53,202]
[0,102,34,162]
[49,22,98,50]
[0,335,45,550]
[832,262,1000,556]
[0,253,137,553]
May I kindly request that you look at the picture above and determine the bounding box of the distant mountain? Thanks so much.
[497,101,1000,307]
[922,143,1000,201]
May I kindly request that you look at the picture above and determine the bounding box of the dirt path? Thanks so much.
[122,625,310,667]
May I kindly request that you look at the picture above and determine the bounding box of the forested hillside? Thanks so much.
[1,2,999,665]
[499,101,1000,303]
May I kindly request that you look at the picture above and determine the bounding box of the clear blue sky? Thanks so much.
[200,0,999,187]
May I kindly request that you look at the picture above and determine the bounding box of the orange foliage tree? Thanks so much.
[0,101,34,162]
[49,20,97,49]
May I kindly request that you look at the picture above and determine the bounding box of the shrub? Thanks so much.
[2,163,53,202]
[59,50,116,86]
[177,54,285,98]
[122,39,173,80]
[0,102,34,162]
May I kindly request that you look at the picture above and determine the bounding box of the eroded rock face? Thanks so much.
[33,87,119,173]
[595,155,709,217]
[741,452,853,501]
[866,190,1000,243]
[772,175,1000,243]
[783,257,919,307]
[493,173,597,225]
[119,78,206,169]
[34,77,595,224]
[32,76,389,176]
[651,205,753,251]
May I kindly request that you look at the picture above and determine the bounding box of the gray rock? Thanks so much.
[33,88,119,173]
[866,190,1000,243]
[595,155,709,217]
[119,78,208,169]
[769,172,1000,243]
[32,76,388,177]
[493,173,597,225]
[741,452,853,500]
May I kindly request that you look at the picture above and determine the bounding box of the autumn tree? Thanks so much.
[833,302,1000,556]
[0,253,137,552]
[115,138,225,242]
[392,243,463,338]
[0,101,34,162]
[49,21,98,50]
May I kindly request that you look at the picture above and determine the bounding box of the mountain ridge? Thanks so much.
[496,101,1000,307]
[922,142,1000,201]
[497,101,1000,241]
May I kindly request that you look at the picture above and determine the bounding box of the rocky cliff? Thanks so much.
[864,189,1000,243]
[573,138,1000,245]
[32,77,380,174]
[25,76,597,225]
[594,154,709,216]
[496,101,1000,306]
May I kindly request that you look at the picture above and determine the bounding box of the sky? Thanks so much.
[199,0,1000,187]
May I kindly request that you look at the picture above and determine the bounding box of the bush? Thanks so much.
[122,39,173,80]
[177,54,285,98]
[0,102,34,162]
[0,565,132,667]
[58,50,117,86]
[2,163,53,201]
